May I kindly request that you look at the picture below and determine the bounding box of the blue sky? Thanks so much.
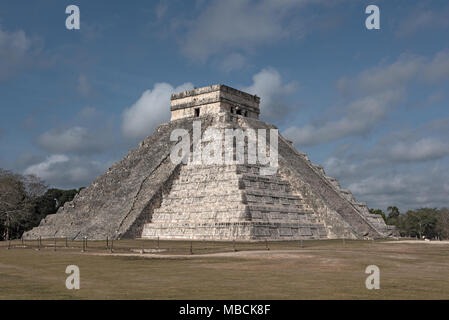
[0,0,448,211]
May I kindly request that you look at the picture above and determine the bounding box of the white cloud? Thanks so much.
[24,155,69,177]
[77,107,97,120]
[0,24,40,79]
[180,0,318,61]
[285,50,449,147]
[366,122,449,165]
[284,90,404,147]
[220,53,247,72]
[337,51,449,95]
[122,82,194,140]
[424,51,449,82]
[323,157,362,179]
[155,1,169,20]
[321,119,449,211]
[24,154,107,188]
[36,126,114,155]
[323,154,449,211]
[396,5,449,37]
[346,169,449,211]
[243,68,297,123]
[76,74,92,97]
[388,138,449,163]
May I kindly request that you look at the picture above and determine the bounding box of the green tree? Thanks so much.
[436,208,449,239]
[0,168,80,240]
[30,188,79,224]
[386,206,400,225]
[400,208,439,239]
[0,170,28,240]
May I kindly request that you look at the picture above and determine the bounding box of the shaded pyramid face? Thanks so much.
[24,85,396,241]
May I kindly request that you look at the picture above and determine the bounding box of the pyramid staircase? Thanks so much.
[142,163,327,240]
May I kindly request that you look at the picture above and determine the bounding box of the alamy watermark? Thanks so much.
[65,5,80,30]
[365,5,380,30]
[365,265,380,290]
[65,265,80,290]
[170,121,278,176]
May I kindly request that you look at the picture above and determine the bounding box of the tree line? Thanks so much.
[369,206,449,239]
[0,169,81,240]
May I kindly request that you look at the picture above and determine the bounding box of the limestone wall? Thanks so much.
[24,102,394,241]
[171,102,222,120]
[23,115,215,240]
[240,117,389,239]
[170,84,260,121]
[142,117,327,240]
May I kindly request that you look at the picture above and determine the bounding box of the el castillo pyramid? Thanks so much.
[24,84,396,241]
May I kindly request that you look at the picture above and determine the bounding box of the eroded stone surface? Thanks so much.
[24,85,396,240]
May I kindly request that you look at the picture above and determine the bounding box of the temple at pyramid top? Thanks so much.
[170,84,260,121]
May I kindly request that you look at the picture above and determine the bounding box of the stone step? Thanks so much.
[325,176,341,189]
[244,188,302,200]
[339,189,355,202]
[158,196,245,207]
[163,191,243,201]
[165,187,302,201]
[240,173,286,183]
[153,202,248,213]
[240,176,290,191]
[175,171,240,183]
[250,213,318,224]
[142,221,328,240]
[170,179,241,190]
[247,203,311,214]
[151,213,249,223]
[312,164,325,176]
[179,164,271,176]
[245,196,304,207]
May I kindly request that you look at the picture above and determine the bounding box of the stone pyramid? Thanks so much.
[24,84,396,240]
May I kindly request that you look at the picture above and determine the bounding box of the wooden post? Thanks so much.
[342,237,346,247]
[110,239,113,253]
[5,212,9,242]
[233,239,236,252]
[300,239,303,248]
[39,236,42,248]
[190,241,193,255]
[157,236,160,250]
[81,237,85,253]
[7,240,11,250]
[265,239,269,251]
[54,237,56,251]
[65,237,68,248]
[106,236,109,249]
[141,241,144,255]
[37,238,40,250]
[85,237,88,249]
[21,237,24,246]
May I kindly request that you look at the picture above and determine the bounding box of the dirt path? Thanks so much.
[89,249,318,260]
[381,240,449,245]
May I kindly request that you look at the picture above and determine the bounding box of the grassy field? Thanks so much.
[1,238,448,299]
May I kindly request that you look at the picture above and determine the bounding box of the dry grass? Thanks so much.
[0,239,448,299]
